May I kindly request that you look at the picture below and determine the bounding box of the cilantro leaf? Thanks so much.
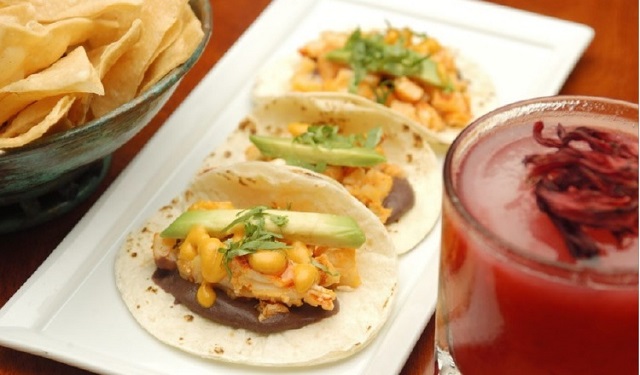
[219,207,290,274]
[293,125,382,149]
[325,27,444,92]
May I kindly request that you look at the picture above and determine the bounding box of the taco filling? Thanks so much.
[151,201,365,333]
[290,25,474,132]
[115,161,398,366]
[246,123,416,224]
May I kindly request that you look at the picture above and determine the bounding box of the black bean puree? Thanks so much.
[384,177,415,224]
[152,269,339,334]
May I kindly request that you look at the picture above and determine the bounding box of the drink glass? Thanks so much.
[436,96,638,375]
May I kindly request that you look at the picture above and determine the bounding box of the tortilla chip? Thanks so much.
[65,18,143,125]
[0,46,103,125]
[0,3,36,24]
[139,3,204,93]
[90,0,186,117]
[0,95,75,148]
[150,6,185,60]
[0,0,144,22]
[0,17,122,88]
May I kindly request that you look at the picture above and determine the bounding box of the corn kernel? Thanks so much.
[185,225,208,247]
[200,237,226,283]
[188,200,234,210]
[293,263,319,293]
[178,242,197,261]
[179,225,207,261]
[287,122,309,136]
[196,282,216,308]
[248,250,287,275]
[286,241,311,264]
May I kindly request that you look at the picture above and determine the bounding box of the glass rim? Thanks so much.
[443,95,639,282]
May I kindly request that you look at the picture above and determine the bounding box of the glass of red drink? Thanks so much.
[436,96,638,375]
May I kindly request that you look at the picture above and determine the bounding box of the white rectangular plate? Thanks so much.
[0,1,593,374]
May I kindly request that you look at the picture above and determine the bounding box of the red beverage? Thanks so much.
[436,96,639,375]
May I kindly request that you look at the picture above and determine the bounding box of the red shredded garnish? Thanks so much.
[523,121,638,258]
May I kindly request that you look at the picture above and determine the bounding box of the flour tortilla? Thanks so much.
[200,93,442,254]
[115,161,398,367]
[252,49,497,146]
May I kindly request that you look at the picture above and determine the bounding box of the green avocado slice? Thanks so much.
[161,209,366,248]
[249,135,386,167]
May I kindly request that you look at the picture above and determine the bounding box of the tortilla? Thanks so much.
[201,93,442,254]
[115,161,398,367]
[252,29,497,146]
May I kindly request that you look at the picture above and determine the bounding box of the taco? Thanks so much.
[253,25,497,145]
[115,161,397,367]
[201,93,442,254]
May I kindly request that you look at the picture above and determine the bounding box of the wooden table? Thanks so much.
[0,0,637,374]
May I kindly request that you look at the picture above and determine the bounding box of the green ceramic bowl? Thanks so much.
[0,0,212,233]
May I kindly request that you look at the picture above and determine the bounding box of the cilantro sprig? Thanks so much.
[324,28,445,92]
[293,124,382,150]
[220,206,290,274]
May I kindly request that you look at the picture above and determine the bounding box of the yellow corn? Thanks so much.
[248,249,287,275]
[287,122,309,136]
[413,37,441,55]
[384,28,400,44]
[293,76,323,92]
[178,224,226,285]
[245,144,263,161]
[178,225,206,262]
[200,237,226,283]
[229,225,245,242]
[196,282,216,308]
[188,200,234,211]
[186,224,207,246]
[286,241,311,264]
[178,242,197,262]
[293,263,319,293]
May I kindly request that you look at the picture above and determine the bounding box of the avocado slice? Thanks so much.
[161,209,366,248]
[249,135,386,167]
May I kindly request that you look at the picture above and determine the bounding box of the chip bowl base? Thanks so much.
[0,156,111,235]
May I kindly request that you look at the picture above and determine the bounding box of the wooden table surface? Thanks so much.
[0,0,637,374]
